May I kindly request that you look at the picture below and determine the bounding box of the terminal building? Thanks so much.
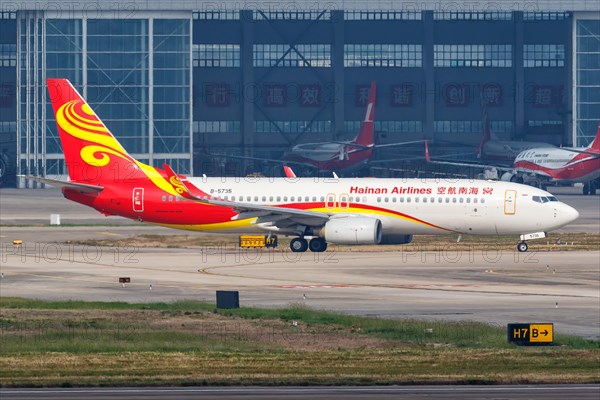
[0,1,598,186]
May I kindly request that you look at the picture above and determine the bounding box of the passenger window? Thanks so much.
[283,196,288,202]
[247,196,251,202]
[384,197,389,203]
[407,197,411,203]
[269,196,273,202]
[276,196,281,202]
[320,196,325,202]
[474,198,478,204]
[262,196,266,202]
[423,197,427,203]
[312,196,317,202]
[162,195,166,202]
[377,197,381,202]
[415,197,420,203]
[459,198,464,203]
[445,197,450,203]
[452,198,457,203]
[481,198,485,204]
[400,197,404,203]
[168,195,173,202]
[466,198,471,203]
[438,197,442,203]
[392,197,396,203]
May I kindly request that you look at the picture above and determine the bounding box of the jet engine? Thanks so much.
[321,217,382,245]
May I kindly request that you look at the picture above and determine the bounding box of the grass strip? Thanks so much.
[1,297,598,387]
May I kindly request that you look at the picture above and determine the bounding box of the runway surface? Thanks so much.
[1,187,599,339]
[1,385,600,400]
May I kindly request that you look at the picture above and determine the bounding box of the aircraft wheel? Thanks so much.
[517,241,528,252]
[308,237,328,252]
[290,238,308,253]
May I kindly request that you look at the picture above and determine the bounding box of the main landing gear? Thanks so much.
[290,237,328,253]
[517,241,529,252]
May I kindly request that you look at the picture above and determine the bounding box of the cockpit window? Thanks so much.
[533,195,558,203]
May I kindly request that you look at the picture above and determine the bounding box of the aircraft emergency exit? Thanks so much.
[25,79,580,253]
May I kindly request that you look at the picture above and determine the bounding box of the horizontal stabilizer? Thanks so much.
[21,176,104,193]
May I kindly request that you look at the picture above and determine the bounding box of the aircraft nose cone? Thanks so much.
[559,203,579,226]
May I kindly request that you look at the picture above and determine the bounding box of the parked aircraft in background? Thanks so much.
[24,79,579,254]
[221,81,424,176]
[426,124,600,195]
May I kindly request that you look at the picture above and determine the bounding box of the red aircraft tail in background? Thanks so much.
[353,81,377,147]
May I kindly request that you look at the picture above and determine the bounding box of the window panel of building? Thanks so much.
[87,19,149,155]
[43,19,83,156]
[345,120,422,133]
[193,44,240,67]
[433,120,512,133]
[0,43,17,67]
[575,19,600,147]
[344,11,421,20]
[523,12,570,21]
[254,120,332,133]
[153,19,191,162]
[523,44,565,67]
[193,11,239,20]
[194,120,241,133]
[253,44,331,67]
[344,44,422,67]
[434,44,512,67]
[1,11,16,19]
[433,12,512,20]
[253,11,331,20]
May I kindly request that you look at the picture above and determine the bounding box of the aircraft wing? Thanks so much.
[162,164,331,228]
[424,142,513,172]
[21,176,104,193]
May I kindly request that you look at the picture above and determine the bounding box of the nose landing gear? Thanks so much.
[517,241,529,252]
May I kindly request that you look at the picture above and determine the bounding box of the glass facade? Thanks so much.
[16,14,192,183]
[575,19,600,146]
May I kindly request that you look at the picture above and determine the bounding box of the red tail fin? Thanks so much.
[46,78,148,184]
[353,81,376,147]
[588,123,600,152]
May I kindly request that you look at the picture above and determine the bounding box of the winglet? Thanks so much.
[162,164,204,201]
[425,141,431,162]
[283,165,296,178]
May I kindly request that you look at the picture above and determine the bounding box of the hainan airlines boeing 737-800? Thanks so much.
[25,79,580,253]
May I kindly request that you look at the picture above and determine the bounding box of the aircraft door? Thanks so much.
[504,190,516,215]
[133,188,144,212]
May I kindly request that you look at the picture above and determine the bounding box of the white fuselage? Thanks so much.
[514,147,600,183]
[186,177,578,236]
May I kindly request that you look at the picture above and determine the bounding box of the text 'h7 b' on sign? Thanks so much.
[507,323,554,346]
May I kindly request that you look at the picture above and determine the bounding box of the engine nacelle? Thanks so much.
[321,217,382,245]
[500,172,515,182]
[380,233,413,245]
